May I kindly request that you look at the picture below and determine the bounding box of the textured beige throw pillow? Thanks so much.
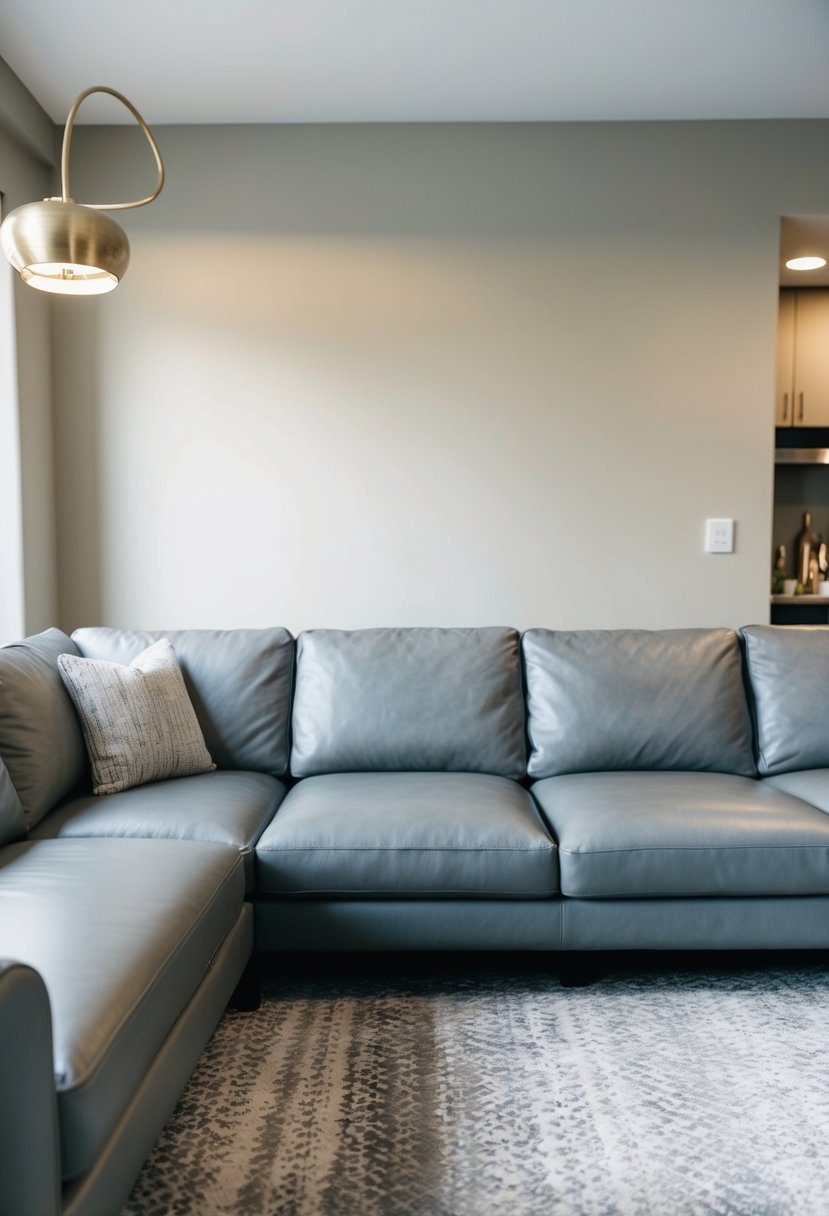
[58,638,216,795]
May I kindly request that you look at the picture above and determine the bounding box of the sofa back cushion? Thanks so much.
[0,757,26,845]
[523,627,756,779]
[72,628,294,776]
[742,625,829,775]
[58,639,217,795]
[0,629,87,828]
[290,627,526,778]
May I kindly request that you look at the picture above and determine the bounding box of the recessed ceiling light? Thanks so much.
[786,256,827,271]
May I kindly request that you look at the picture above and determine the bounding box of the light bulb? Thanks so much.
[20,262,118,295]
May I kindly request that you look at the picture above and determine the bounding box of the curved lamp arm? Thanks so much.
[60,85,164,211]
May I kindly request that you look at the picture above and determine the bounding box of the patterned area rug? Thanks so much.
[124,957,829,1216]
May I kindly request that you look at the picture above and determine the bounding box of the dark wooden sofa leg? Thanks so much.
[558,953,600,989]
[229,957,262,1011]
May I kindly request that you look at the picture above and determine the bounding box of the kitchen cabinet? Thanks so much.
[776,290,795,425]
[777,288,829,427]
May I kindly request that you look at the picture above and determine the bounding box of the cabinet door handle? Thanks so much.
[799,391,805,421]
[783,392,789,421]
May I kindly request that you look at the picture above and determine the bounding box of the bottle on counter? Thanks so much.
[810,553,820,594]
[771,545,788,594]
[796,511,819,588]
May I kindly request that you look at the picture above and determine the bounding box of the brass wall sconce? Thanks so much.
[0,85,164,295]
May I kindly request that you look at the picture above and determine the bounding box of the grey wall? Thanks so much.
[0,65,58,641]
[51,121,829,633]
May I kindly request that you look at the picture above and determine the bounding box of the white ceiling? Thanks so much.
[1,0,829,125]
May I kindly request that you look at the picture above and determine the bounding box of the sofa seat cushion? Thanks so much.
[255,773,558,897]
[0,837,245,1181]
[30,771,286,892]
[531,771,829,898]
[763,769,829,812]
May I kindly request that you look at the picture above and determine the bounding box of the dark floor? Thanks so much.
[257,946,829,986]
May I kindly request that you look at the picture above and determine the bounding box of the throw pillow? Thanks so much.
[58,638,216,795]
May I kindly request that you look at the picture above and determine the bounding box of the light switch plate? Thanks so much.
[705,518,735,553]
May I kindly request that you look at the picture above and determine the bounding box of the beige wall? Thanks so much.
[0,112,57,640]
[52,121,829,633]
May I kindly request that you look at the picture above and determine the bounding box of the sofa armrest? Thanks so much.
[0,961,60,1216]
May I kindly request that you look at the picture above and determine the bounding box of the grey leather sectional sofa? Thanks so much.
[2,621,829,1214]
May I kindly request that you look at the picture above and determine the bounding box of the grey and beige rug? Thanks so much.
[124,957,829,1216]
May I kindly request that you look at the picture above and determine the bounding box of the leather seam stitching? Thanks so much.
[257,844,557,853]
[559,844,829,855]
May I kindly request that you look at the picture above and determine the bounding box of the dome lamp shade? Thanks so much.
[0,86,164,296]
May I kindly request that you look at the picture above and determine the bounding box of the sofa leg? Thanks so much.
[558,953,599,988]
[228,958,261,1011]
